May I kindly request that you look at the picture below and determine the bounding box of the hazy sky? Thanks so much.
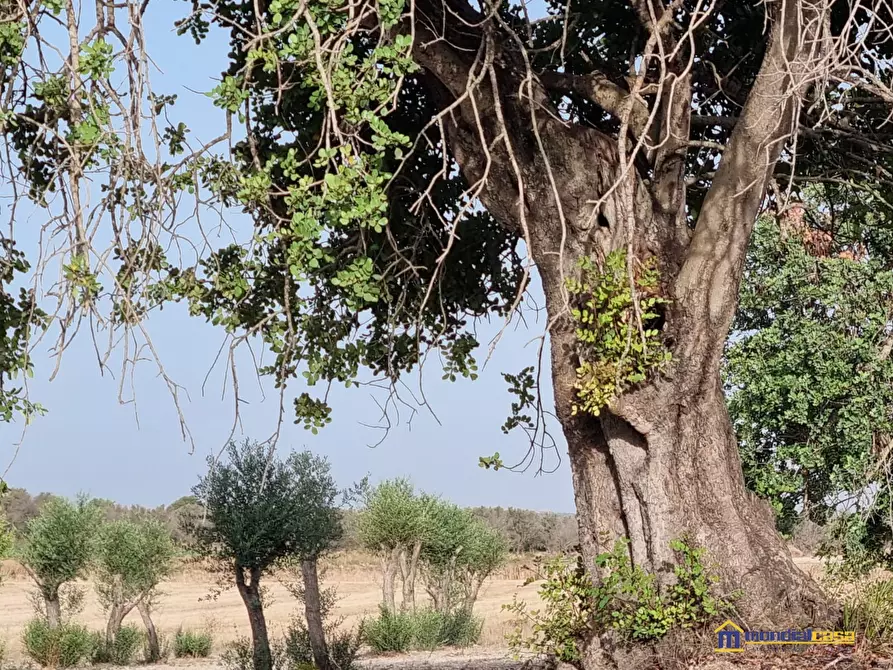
[0,3,575,513]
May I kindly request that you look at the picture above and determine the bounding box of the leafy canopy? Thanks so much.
[20,496,102,597]
[726,201,893,568]
[95,519,176,609]
[192,439,342,571]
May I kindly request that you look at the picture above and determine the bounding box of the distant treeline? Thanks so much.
[1,488,579,554]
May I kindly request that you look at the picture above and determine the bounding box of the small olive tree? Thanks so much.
[357,479,430,611]
[94,519,175,656]
[192,440,342,670]
[421,501,506,614]
[20,496,101,628]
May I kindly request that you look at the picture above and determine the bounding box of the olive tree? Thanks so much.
[192,440,341,670]
[357,479,430,611]
[20,496,101,628]
[420,500,506,614]
[94,519,175,655]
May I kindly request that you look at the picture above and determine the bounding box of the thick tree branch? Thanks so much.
[539,70,652,142]
[675,0,828,355]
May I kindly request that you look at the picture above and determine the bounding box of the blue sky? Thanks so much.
[0,2,575,513]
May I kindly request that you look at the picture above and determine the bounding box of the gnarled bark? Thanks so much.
[410,0,837,666]
[399,541,422,611]
[45,592,61,629]
[379,544,402,611]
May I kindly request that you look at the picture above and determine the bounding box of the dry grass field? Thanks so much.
[0,551,546,662]
[0,552,832,668]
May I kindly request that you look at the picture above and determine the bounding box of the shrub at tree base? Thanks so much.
[410,609,482,650]
[91,624,144,665]
[285,616,361,670]
[361,606,482,653]
[173,628,213,658]
[142,631,171,663]
[361,607,414,653]
[505,539,734,667]
[842,578,893,643]
[223,637,287,670]
[23,619,96,668]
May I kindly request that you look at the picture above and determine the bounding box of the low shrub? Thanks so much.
[438,609,482,648]
[222,636,288,670]
[504,538,734,666]
[409,608,481,650]
[173,628,213,658]
[91,625,144,665]
[142,631,171,663]
[408,610,444,651]
[843,577,893,642]
[284,617,361,670]
[361,607,415,653]
[361,607,482,653]
[23,619,96,668]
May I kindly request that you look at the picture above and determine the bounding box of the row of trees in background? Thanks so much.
[5,440,350,670]
[17,496,175,662]
[1,446,554,670]
[3,488,578,556]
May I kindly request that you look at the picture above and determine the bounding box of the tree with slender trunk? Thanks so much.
[299,559,330,670]
[19,497,100,628]
[357,480,430,611]
[137,592,163,662]
[7,0,893,666]
[192,441,342,670]
[94,519,175,644]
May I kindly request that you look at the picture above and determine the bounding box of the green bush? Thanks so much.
[505,538,733,665]
[361,607,415,653]
[142,631,171,663]
[91,625,144,665]
[23,619,96,668]
[222,636,288,670]
[408,610,444,651]
[409,608,481,650]
[438,609,482,647]
[284,617,361,670]
[173,628,213,658]
[361,607,482,653]
[843,578,893,642]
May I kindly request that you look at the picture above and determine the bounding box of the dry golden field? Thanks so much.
[0,551,546,662]
[0,552,829,668]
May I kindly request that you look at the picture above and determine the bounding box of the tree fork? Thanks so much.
[412,0,837,649]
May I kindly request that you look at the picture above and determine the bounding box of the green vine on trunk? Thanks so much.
[565,251,671,417]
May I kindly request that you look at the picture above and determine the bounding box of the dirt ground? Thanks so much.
[0,554,861,669]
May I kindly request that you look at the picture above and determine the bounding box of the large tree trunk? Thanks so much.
[410,0,836,666]
[235,565,272,670]
[547,304,830,667]
[137,599,160,662]
[300,558,330,670]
